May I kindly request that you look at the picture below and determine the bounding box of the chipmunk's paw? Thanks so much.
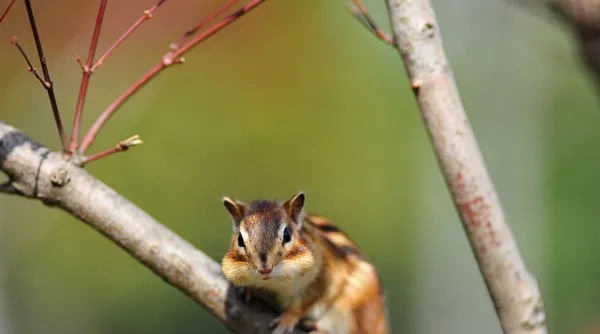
[269,312,301,334]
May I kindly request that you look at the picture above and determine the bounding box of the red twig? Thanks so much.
[170,0,242,50]
[164,0,267,64]
[348,0,394,45]
[24,0,68,152]
[11,37,47,87]
[91,0,168,72]
[70,0,108,153]
[79,0,269,153]
[82,134,143,164]
[0,0,15,23]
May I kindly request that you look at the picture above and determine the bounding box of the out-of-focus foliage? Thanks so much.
[0,0,597,333]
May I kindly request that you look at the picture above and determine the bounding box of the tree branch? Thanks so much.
[0,121,305,334]
[23,0,68,152]
[384,0,547,333]
[91,0,168,73]
[11,37,48,88]
[82,134,143,165]
[70,0,108,152]
[347,0,394,45]
[0,0,16,24]
[78,0,269,153]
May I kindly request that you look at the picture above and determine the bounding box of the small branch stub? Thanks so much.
[11,37,48,88]
[50,168,70,187]
[83,134,143,165]
[75,54,89,73]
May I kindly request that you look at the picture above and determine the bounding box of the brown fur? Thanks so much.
[221,195,389,334]
[304,216,388,334]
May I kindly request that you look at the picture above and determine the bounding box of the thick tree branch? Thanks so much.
[384,1,547,333]
[0,121,304,334]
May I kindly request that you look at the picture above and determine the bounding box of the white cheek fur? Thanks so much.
[270,264,285,278]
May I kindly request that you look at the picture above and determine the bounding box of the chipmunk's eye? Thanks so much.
[283,227,292,244]
[237,233,245,248]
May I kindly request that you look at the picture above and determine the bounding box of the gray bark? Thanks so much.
[384,0,547,332]
[0,121,303,334]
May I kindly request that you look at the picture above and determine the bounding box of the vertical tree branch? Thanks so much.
[23,0,68,152]
[384,0,547,332]
[70,0,108,152]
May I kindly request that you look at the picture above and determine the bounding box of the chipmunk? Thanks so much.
[221,192,389,334]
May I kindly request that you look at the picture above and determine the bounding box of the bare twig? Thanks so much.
[384,0,546,332]
[347,0,394,45]
[78,61,167,153]
[91,0,168,72]
[70,0,108,152]
[82,134,143,164]
[23,0,68,152]
[0,0,15,24]
[162,0,268,65]
[11,37,48,88]
[170,0,242,50]
[0,121,305,334]
[79,0,269,153]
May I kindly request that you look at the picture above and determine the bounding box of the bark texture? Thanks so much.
[384,0,547,332]
[0,121,304,334]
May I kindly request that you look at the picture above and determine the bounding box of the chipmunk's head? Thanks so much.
[220,192,315,285]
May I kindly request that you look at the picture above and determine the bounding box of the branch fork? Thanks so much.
[7,0,271,166]
[4,0,556,332]
[0,122,305,333]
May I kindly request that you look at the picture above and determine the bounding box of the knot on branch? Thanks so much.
[50,168,70,187]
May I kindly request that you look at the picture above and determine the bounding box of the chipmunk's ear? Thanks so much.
[284,192,305,226]
[223,197,246,229]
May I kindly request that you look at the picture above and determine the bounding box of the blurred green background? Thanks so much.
[0,0,597,333]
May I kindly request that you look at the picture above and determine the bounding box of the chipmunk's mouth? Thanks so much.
[258,267,273,280]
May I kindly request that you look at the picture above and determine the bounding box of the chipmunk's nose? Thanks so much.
[259,267,272,275]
